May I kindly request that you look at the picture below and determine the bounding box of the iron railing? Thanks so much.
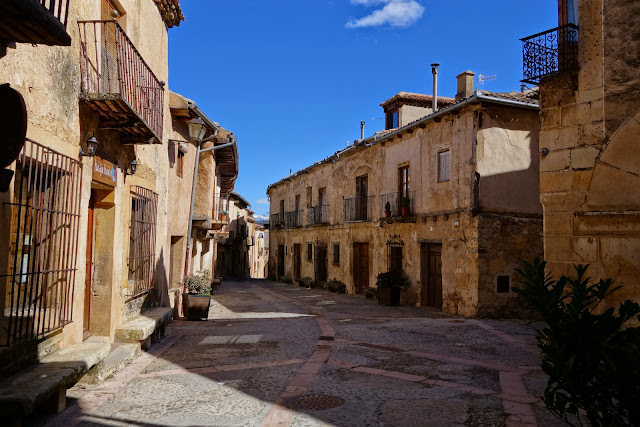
[380,191,415,218]
[343,196,373,222]
[78,20,164,139]
[127,186,158,297]
[308,205,328,225]
[285,210,302,228]
[521,24,579,84]
[40,0,70,29]
[270,213,285,228]
[0,139,82,346]
[213,194,229,222]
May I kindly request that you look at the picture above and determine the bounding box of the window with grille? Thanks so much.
[332,243,340,265]
[1,139,82,346]
[306,243,313,261]
[176,150,184,178]
[386,235,404,273]
[127,186,158,297]
[438,150,450,182]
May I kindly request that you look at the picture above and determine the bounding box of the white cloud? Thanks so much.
[346,0,424,29]
[256,197,269,205]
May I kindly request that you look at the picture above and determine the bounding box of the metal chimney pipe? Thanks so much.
[431,63,440,111]
[360,121,365,140]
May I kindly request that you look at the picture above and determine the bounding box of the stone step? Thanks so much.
[81,343,140,384]
[0,336,110,421]
[115,307,173,349]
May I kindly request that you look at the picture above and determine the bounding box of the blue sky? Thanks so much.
[168,0,557,217]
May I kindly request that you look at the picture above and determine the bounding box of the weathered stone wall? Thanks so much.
[539,0,640,309]
[476,214,543,318]
[268,101,540,317]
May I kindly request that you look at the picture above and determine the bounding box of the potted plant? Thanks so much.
[384,201,392,217]
[182,270,212,320]
[401,197,411,216]
[376,270,410,306]
[220,210,227,221]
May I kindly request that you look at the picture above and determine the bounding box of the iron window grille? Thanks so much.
[521,24,579,85]
[127,186,158,297]
[1,139,82,347]
[306,243,313,261]
[386,235,404,273]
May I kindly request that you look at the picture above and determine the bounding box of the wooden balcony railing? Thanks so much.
[521,24,579,84]
[0,0,72,46]
[40,0,70,29]
[78,20,164,143]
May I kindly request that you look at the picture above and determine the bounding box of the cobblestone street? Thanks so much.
[46,280,562,427]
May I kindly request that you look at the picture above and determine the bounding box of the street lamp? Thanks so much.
[124,159,138,175]
[188,117,207,141]
[80,135,99,157]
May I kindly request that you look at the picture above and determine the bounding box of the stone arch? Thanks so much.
[586,110,640,209]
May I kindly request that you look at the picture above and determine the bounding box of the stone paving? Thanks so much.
[43,279,564,427]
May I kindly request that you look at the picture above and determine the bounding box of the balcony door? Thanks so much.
[356,174,368,221]
[398,165,410,211]
[420,242,442,309]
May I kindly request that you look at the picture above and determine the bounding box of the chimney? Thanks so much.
[360,121,365,140]
[455,70,475,101]
[431,63,439,111]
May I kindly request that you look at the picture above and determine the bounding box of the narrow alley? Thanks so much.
[45,280,561,427]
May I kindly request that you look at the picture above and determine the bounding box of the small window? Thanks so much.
[390,246,403,272]
[306,243,313,261]
[497,275,510,293]
[176,151,184,178]
[386,109,399,130]
[438,150,450,182]
[332,243,340,265]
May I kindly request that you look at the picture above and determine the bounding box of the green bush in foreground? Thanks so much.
[514,259,640,427]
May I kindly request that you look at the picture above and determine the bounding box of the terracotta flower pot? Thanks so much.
[384,210,391,217]
[378,288,401,306]
[401,206,410,216]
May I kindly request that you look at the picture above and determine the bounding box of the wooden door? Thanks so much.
[314,246,327,285]
[84,192,95,333]
[353,242,369,293]
[293,244,301,279]
[426,243,443,309]
[277,245,285,278]
[356,175,368,220]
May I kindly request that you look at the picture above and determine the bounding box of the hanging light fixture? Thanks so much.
[124,159,138,175]
[80,134,99,157]
[188,117,207,141]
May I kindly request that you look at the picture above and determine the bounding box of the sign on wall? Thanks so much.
[93,156,117,186]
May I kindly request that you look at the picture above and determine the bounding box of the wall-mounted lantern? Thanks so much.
[124,159,138,176]
[80,135,99,157]
[188,117,206,141]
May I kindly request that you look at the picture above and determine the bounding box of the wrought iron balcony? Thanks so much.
[343,196,373,222]
[308,205,328,225]
[270,213,285,229]
[286,210,302,228]
[521,24,579,85]
[0,0,71,47]
[78,20,164,144]
[380,191,415,219]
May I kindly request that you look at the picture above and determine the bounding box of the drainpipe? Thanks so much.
[184,134,236,279]
[431,63,440,111]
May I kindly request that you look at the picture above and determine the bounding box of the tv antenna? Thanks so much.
[477,73,497,86]
[371,117,384,131]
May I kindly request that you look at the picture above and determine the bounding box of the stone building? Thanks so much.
[0,0,228,417]
[521,0,640,307]
[218,192,253,279]
[167,92,238,315]
[267,71,543,317]
[250,225,268,279]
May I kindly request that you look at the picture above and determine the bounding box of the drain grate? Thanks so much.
[285,394,345,410]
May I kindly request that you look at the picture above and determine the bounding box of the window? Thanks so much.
[559,0,578,26]
[2,139,81,346]
[294,194,300,212]
[398,165,410,211]
[497,275,511,293]
[306,187,312,207]
[318,187,326,206]
[437,150,450,182]
[386,109,399,130]
[386,236,404,273]
[176,150,184,178]
[128,186,158,297]
[306,243,313,261]
[332,243,340,265]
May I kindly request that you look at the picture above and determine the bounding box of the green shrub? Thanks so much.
[183,270,212,295]
[376,271,410,289]
[514,259,640,426]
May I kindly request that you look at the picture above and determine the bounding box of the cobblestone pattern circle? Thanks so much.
[285,394,345,410]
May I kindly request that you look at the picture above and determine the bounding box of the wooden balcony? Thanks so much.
[78,20,164,144]
[0,0,71,47]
